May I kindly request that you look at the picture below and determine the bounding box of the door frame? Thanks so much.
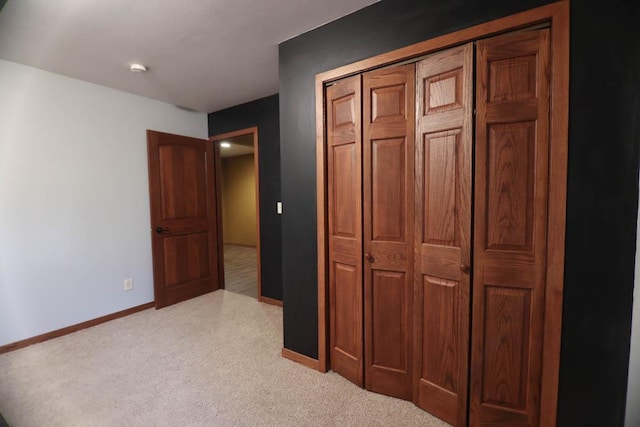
[315,2,569,426]
[211,126,271,305]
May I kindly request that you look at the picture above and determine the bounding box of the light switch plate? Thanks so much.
[277,201,283,215]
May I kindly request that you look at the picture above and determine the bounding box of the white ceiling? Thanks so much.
[0,0,378,113]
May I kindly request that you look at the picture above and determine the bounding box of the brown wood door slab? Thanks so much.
[327,75,364,386]
[147,130,220,308]
[362,64,415,400]
[470,29,550,427]
[413,43,473,427]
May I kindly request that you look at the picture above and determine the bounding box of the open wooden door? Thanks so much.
[147,130,220,308]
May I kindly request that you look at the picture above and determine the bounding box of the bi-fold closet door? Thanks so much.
[327,28,550,427]
[327,64,415,399]
[413,43,473,427]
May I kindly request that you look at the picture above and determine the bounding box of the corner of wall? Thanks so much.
[625,181,640,426]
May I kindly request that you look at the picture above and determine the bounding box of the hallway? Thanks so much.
[223,244,257,299]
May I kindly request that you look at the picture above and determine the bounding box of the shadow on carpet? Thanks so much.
[0,411,8,427]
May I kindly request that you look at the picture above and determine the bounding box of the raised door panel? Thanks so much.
[422,276,458,393]
[372,138,406,241]
[333,144,357,237]
[363,64,415,401]
[471,29,550,427]
[331,263,362,382]
[486,122,535,250]
[163,232,211,287]
[158,145,208,221]
[414,43,473,427]
[424,129,460,245]
[327,75,364,387]
[372,271,407,370]
[481,287,531,411]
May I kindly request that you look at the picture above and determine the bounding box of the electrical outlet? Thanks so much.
[124,278,133,291]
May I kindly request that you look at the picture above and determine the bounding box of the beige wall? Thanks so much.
[221,154,256,246]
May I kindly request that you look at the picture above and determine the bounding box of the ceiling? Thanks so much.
[219,133,254,158]
[0,0,378,113]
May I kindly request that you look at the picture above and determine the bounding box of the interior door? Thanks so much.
[147,130,220,308]
[414,43,473,426]
[327,75,364,386]
[363,64,415,400]
[470,29,550,427]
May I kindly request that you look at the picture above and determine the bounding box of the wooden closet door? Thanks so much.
[414,44,473,426]
[327,75,364,386]
[471,29,550,427]
[363,64,415,400]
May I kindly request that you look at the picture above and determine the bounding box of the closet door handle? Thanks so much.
[364,253,375,263]
[460,264,471,274]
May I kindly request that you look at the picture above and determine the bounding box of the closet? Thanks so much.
[327,64,415,398]
[324,24,557,427]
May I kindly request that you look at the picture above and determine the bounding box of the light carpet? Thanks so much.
[0,290,450,427]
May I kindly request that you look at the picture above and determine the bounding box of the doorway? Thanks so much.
[211,127,261,300]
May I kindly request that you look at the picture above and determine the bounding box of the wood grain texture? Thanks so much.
[422,276,458,393]
[371,270,406,370]
[315,2,567,84]
[371,138,406,241]
[470,29,550,427]
[327,75,364,386]
[258,296,284,307]
[282,347,320,370]
[363,64,415,401]
[315,4,570,423]
[163,232,210,287]
[316,73,329,373]
[481,287,531,410]
[0,302,154,355]
[158,144,208,219]
[147,130,220,308]
[414,43,472,427]
[486,122,535,250]
[539,5,569,426]
[424,130,460,245]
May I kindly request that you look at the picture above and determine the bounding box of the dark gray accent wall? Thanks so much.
[279,1,640,426]
[208,94,282,301]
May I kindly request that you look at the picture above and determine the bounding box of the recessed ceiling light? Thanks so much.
[130,63,148,73]
[220,142,231,148]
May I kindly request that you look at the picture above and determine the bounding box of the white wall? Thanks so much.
[626,181,640,426]
[0,60,208,346]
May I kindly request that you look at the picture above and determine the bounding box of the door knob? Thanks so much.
[155,227,169,234]
[365,253,375,263]
[460,264,471,274]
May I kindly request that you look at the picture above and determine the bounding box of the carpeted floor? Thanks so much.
[0,291,450,427]
[224,244,258,299]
